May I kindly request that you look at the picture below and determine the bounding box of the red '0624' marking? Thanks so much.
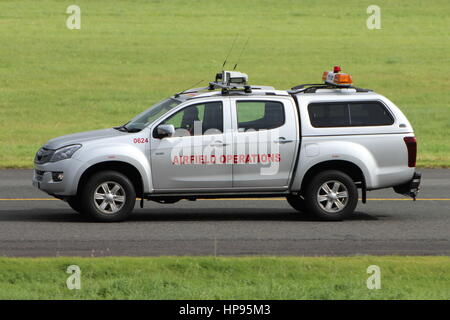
[133,138,149,144]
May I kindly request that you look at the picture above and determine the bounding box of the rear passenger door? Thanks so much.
[230,97,298,188]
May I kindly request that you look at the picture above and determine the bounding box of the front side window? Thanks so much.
[236,101,285,131]
[308,101,394,127]
[156,101,223,137]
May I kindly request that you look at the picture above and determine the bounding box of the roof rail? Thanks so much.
[174,70,253,97]
[288,83,372,94]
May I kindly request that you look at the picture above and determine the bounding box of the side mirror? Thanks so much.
[156,124,175,138]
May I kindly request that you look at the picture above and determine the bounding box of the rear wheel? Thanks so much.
[80,171,136,222]
[303,170,358,221]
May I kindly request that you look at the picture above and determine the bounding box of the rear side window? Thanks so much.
[308,101,394,127]
[308,103,349,127]
[349,102,394,126]
[236,101,285,131]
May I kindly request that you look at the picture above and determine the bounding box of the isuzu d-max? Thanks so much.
[33,67,421,221]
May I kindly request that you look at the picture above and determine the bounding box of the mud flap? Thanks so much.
[393,172,421,200]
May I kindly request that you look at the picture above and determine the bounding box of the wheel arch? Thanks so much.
[299,160,366,196]
[77,161,144,198]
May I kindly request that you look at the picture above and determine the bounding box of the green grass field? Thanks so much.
[0,256,448,299]
[0,0,449,168]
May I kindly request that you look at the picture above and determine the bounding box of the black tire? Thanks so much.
[67,196,83,213]
[80,170,136,222]
[303,170,358,221]
[286,195,308,213]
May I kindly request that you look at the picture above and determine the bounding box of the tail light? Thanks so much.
[403,136,417,167]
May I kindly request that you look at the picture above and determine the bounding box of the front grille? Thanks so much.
[34,148,55,164]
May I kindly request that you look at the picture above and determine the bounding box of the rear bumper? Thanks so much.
[393,171,421,200]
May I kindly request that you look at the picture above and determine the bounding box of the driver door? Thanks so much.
[150,99,232,192]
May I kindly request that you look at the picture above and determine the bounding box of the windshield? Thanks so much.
[123,98,181,131]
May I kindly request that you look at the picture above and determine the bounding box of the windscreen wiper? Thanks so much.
[113,125,128,132]
[114,123,142,133]
[126,128,142,133]
[113,122,130,132]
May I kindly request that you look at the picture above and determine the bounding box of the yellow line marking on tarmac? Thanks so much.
[0,198,449,201]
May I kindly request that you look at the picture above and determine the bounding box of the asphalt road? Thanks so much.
[0,169,448,257]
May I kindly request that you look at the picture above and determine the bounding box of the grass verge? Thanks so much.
[0,256,448,299]
[0,0,449,168]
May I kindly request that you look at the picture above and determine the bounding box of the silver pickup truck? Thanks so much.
[33,67,421,221]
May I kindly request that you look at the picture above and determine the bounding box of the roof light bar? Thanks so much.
[322,65,353,87]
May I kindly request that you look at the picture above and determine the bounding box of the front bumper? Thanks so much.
[393,171,421,200]
[32,158,84,196]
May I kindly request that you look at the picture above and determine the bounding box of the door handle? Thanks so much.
[274,137,293,144]
[209,141,229,147]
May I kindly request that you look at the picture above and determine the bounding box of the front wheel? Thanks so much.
[303,170,358,221]
[80,171,136,222]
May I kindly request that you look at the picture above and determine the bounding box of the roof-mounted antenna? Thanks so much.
[222,33,238,70]
[174,79,204,97]
[233,37,249,71]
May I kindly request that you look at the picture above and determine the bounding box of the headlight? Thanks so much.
[35,147,55,164]
[50,144,82,162]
